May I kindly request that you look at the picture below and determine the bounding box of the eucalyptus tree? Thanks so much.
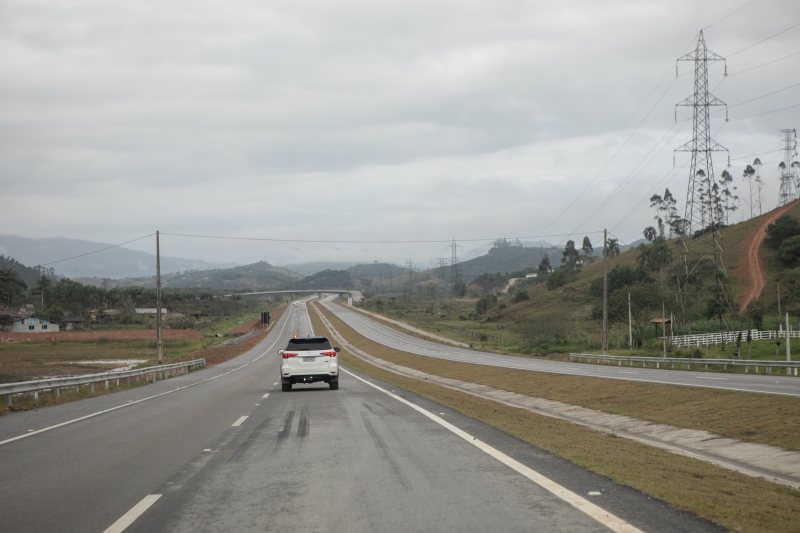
[753,158,764,215]
[719,169,739,225]
[743,164,756,219]
[643,226,657,243]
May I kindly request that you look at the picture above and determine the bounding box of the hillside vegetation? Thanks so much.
[356,202,800,359]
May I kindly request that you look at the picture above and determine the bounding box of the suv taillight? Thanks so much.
[282,352,298,358]
[321,350,337,357]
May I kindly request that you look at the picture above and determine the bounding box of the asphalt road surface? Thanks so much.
[322,298,800,397]
[0,301,721,532]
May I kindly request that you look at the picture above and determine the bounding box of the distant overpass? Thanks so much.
[222,289,363,301]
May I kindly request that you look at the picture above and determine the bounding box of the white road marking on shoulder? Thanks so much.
[203,449,211,451]
[102,494,161,533]
[232,416,249,427]
[252,307,293,362]
[342,369,643,533]
[262,393,270,398]
[0,363,247,447]
[696,377,726,380]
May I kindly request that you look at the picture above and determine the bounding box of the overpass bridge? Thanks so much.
[223,289,363,301]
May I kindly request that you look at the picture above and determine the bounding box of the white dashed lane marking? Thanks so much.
[232,416,249,427]
[102,494,161,533]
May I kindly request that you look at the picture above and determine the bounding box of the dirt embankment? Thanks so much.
[733,199,800,311]
[1,329,202,343]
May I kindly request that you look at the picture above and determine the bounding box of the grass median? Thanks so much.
[320,302,800,452]
[310,301,800,533]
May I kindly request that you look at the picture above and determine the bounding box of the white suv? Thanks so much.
[279,336,340,391]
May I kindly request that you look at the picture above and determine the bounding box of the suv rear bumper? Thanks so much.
[282,374,338,384]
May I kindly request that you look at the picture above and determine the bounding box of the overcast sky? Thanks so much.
[1,0,799,269]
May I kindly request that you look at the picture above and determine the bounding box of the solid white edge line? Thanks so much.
[252,305,294,362]
[102,494,161,533]
[0,363,245,447]
[324,302,800,398]
[0,306,296,447]
[341,368,644,533]
[232,415,248,427]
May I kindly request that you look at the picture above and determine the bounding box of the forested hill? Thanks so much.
[100,261,302,290]
[347,263,406,279]
[0,255,51,287]
[458,241,562,282]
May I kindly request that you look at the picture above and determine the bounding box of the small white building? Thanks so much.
[134,308,168,315]
[11,316,59,333]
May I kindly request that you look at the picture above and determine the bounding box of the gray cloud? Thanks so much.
[1,0,799,268]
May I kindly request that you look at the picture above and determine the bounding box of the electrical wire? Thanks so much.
[728,102,800,122]
[160,231,604,245]
[728,21,800,57]
[703,0,759,30]
[727,50,800,77]
[39,234,156,266]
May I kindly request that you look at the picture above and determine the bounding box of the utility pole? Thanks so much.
[787,312,791,363]
[628,292,633,350]
[156,231,163,366]
[662,302,667,358]
[602,229,608,355]
[778,283,782,320]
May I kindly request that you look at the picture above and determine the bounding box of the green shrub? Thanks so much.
[511,290,530,304]
[779,235,800,265]
[546,269,567,290]
[765,215,800,249]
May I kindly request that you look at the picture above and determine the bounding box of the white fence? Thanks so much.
[670,330,800,347]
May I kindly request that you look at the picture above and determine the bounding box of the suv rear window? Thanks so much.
[286,337,332,351]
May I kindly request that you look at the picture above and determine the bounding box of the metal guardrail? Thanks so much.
[569,353,800,375]
[2,359,206,405]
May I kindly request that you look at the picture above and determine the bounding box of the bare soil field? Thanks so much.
[0,329,202,343]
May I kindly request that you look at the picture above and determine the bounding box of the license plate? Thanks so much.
[303,356,316,362]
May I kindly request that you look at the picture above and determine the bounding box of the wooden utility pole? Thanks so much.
[787,312,791,363]
[156,231,163,365]
[628,292,632,350]
[662,302,667,357]
[602,229,608,355]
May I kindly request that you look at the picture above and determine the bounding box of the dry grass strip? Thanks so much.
[310,303,800,533]
[321,303,800,452]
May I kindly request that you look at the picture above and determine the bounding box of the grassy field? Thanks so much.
[309,302,800,533]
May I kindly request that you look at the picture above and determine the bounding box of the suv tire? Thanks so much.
[282,382,292,392]
[329,380,339,390]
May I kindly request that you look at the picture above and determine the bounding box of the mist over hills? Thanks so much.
[0,235,239,279]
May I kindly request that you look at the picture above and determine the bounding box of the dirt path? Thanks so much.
[733,199,800,311]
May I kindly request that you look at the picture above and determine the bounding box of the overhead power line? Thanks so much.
[39,234,156,267]
[728,21,800,57]
[160,231,603,245]
[728,102,800,122]
[703,0,759,30]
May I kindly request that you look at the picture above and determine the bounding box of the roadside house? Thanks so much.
[62,316,90,331]
[11,316,59,333]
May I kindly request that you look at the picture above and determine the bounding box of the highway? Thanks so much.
[321,299,800,397]
[0,301,720,532]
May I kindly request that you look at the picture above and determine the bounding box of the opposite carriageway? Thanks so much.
[320,299,800,398]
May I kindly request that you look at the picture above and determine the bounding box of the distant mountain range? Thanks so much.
[0,235,239,279]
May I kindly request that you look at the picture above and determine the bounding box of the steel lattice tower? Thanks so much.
[778,128,798,206]
[674,31,734,320]
[675,30,729,236]
[446,238,461,295]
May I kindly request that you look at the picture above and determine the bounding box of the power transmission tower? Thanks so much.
[674,31,733,320]
[778,128,798,206]
[446,238,462,296]
[675,30,729,236]
[436,257,449,311]
[406,258,414,297]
